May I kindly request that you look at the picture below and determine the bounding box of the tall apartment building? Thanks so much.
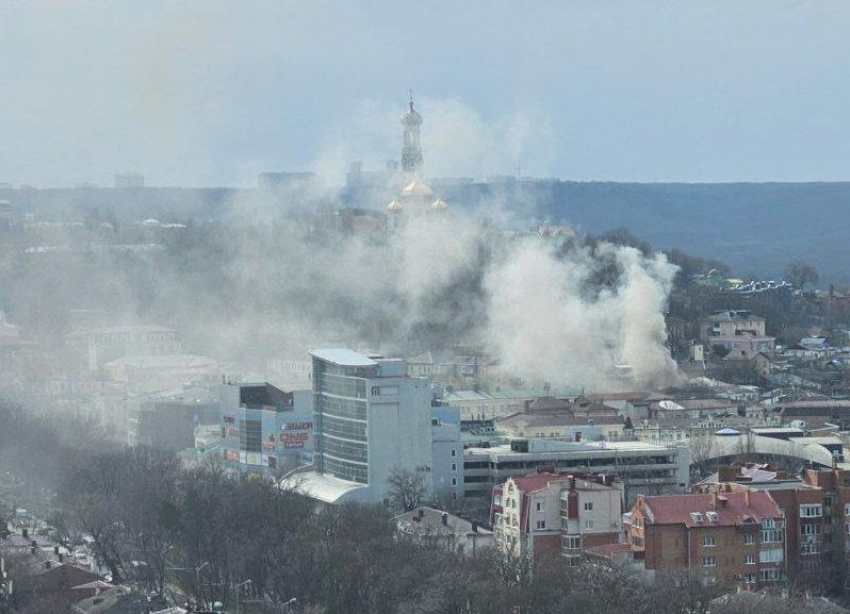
[288,349,440,505]
[627,491,786,589]
[491,472,623,564]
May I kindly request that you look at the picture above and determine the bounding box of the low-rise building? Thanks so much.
[394,507,492,555]
[464,438,689,503]
[700,310,775,360]
[491,472,623,564]
[65,324,183,372]
[496,412,625,442]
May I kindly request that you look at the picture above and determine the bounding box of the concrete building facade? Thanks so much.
[464,438,690,503]
[491,472,623,564]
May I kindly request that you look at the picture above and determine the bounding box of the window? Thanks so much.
[762,518,776,529]
[451,478,457,486]
[845,503,850,516]
[562,535,581,549]
[536,501,544,512]
[801,543,818,555]
[743,573,756,585]
[451,463,457,472]
[744,533,755,545]
[702,557,716,567]
[584,502,594,511]
[800,504,823,518]
[585,519,594,529]
[702,536,716,547]
[745,554,755,565]
[801,524,821,536]
[536,520,546,530]
[759,548,783,564]
[761,568,781,582]
[761,528,783,543]
[451,449,457,457]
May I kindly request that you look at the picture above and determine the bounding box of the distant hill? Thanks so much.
[3,181,848,284]
[458,181,850,285]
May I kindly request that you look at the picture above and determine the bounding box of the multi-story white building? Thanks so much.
[288,349,439,506]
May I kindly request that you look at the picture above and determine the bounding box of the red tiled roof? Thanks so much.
[641,491,780,528]
[511,473,573,494]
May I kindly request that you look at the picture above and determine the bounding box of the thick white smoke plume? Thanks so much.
[484,238,679,390]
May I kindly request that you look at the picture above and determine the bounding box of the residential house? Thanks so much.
[628,491,786,588]
[491,472,624,564]
[700,310,775,360]
[394,507,492,555]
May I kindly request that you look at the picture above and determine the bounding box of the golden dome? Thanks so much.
[401,180,433,198]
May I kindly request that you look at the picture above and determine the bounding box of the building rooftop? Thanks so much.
[704,310,764,323]
[309,348,377,367]
[105,354,219,369]
[281,470,367,504]
[394,507,492,536]
[641,491,780,527]
[497,412,624,429]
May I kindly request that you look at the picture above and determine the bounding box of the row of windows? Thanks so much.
[321,415,367,441]
[322,455,368,484]
[702,550,782,567]
[320,396,368,420]
[317,374,366,399]
[323,436,368,463]
[801,504,823,518]
[733,570,782,583]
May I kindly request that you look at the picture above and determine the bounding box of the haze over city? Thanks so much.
[4,1,850,186]
[2,3,850,614]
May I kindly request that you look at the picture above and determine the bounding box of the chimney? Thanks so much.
[45,561,51,569]
[418,508,424,520]
[472,521,478,533]
[31,540,37,548]
[30,546,36,555]
[744,489,751,507]
[441,512,449,526]
[58,553,64,563]
[54,545,60,555]
[22,528,28,538]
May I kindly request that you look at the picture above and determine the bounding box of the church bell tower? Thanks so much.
[400,90,424,177]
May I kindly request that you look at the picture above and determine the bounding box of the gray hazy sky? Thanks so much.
[3,1,850,187]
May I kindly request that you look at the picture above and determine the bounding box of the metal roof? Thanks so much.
[309,348,377,367]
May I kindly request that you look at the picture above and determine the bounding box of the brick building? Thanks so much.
[695,466,850,581]
[491,472,623,564]
[628,491,785,588]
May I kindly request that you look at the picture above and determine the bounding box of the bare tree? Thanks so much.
[386,468,428,513]
[690,433,716,479]
[785,261,820,291]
